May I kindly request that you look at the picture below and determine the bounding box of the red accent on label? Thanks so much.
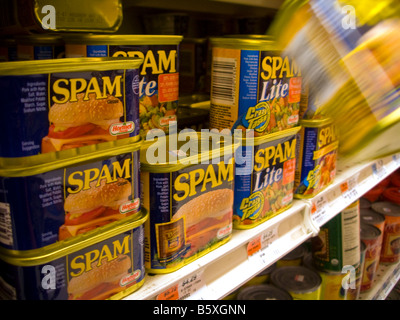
[158,73,179,102]
[288,77,302,103]
[283,158,296,185]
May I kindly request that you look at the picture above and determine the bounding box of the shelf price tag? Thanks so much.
[340,177,359,204]
[247,226,279,269]
[311,195,329,226]
[156,270,210,300]
[372,160,387,181]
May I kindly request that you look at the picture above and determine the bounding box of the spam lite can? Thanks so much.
[294,118,338,198]
[141,133,238,273]
[233,127,300,229]
[0,141,142,251]
[209,37,301,136]
[0,210,147,300]
[64,35,182,139]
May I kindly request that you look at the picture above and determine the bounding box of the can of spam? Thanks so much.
[0,57,142,163]
[312,201,361,272]
[141,132,238,273]
[237,284,293,300]
[271,266,322,300]
[64,34,183,139]
[0,140,142,251]
[360,223,382,292]
[294,118,338,198]
[0,209,147,300]
[233,127,300,229]
[15,35,65,60]
[371,202,400,263]
[209,37,301,136]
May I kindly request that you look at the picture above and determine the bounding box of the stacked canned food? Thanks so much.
[0,56,150,300]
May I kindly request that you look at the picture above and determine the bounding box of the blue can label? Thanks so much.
[142,158,234,272]
[0,68,139,158]
[0,225,145,300]
[0,151,140,251]
[233,134,297,228]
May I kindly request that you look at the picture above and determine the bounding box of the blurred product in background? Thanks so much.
[269,0,400,163]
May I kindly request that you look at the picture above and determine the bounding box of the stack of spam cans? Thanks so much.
[0,56,150,300]
[209,36,302,230]
[311,200,362,300]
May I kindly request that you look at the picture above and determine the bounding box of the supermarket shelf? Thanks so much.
[123,153,400,300]
[305,153,400,229]
[124,201,313,300]
[359,261,400,300]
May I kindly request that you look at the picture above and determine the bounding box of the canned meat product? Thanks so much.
[271,266,322,300]
[360,223,382,292]
[0,57,142,163]
[209,37,301,136]
[0,140,142,251]
[16,35,65,60]
[64,35,182,139]
[233,127,300,229]
[237,284,292,300]
[0,210,147,300]
[141,133,238,273]
[372,202,400,263]
[294,118,338,198]
[312,201,361,272]
[276,244,306,267]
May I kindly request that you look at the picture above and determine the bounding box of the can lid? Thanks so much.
[241,126,301,146]
[209,36,277,50]
[280,244,306,261]
[0,138,142,177]
[237,284,293,300]
[360,208,386,225]
[140,132,239,172]
[0,56,143,76]
[359,197,371,209]
[0,209,148,267]
[360,223,382,240]
[270,266,322,294]
[63,34,183,45]
[382,187,400,205]
[372,201,400,217]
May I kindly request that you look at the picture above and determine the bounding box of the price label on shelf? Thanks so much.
[247,226,279,269]
[340,176,359,205]
[372,160,387,181]
[311,195,329,226]
[156,270,210,300]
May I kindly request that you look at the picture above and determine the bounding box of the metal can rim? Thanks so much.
[0,56,143,76]
[0,208,148,267]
